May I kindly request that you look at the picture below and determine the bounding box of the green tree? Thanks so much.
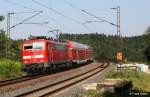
[0,16,5,21]
[0,30,7,59]
[0,16,6,59]
[144,44,150,61]
[60,33,148,62]
[144,26,150,35]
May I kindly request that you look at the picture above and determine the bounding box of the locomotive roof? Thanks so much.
[67,40,90,49]
[23,39,67,45]
[24,39,90,49]
[23,39,48,43]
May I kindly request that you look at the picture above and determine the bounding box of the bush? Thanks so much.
[106,70,150,92]
[0,59,23,79]
[144,44,150,61]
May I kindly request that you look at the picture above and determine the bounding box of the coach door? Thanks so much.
[74,49,78,62]
[48,43,54,64]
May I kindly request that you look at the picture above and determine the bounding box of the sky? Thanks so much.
[0,0,150,39]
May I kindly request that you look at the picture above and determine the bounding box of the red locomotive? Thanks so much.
[22,36,93,73]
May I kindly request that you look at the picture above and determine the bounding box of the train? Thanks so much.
[22,36,93,73]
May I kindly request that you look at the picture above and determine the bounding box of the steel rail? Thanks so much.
[0,74,46,87]
[0,62,94,87]
[16,63,109,97]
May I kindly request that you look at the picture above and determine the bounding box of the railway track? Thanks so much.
[15,62,109,97]
[0,74,46,87]
[0,64,88,87]
[0,63,93,87]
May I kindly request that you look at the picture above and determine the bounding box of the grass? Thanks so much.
[83,68,150,97]
[106,70,150,92]
[127,61,150,65]
[83,90,99,97]
[0,59,24,80]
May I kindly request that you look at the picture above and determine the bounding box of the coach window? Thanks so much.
[53,44,67,51]
[52,44,56,50]
[48,43,52,50]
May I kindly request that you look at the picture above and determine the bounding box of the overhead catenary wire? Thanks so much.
[10,11,44,14]
[63,0,118,32]
[4,0,83,35]
[63,0,115,16]
[3,0,52,30]
[10,11,45,24]
[3,0,61,36]
[3,0,60,39]
[10,11,43,29]
[62,0,94,32]
[22,22,48,25]
[4,0,36,11]
[4,0,91,36]
[3,0,53,28]
[60,1,116,27]
[40,24,58,34]
[31,0,80,24]
[81,10,118,27]
[31,0,91,32]
[63,0,114,11]
[63,0,81,11]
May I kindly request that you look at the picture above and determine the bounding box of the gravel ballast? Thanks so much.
[0,62,102,97]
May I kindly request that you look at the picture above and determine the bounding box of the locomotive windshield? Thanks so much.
[24,42,44,50]
[24,44,33,50]
[33,43,44,50]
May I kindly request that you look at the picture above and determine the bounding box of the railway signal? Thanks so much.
[82,7,124,63]
[111,6,124,63]
[116,52,123,61]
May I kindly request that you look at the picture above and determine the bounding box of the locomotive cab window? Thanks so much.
[33,42,44,50]
[24,42,44,50]
[24,44,33,50]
